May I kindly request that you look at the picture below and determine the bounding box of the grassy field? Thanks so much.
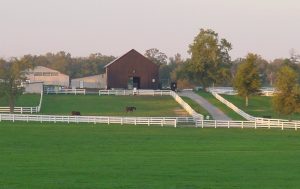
[196,91,245,120]
[222,95,300,120]
[0,94,40,107]
[0,122,300,188]
[182,96,212,119]
[41,95,188,117]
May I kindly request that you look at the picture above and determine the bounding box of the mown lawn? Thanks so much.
[0,122,300,189]
[0,94,40,107]
[196,91,245,120]
[41,94,188,117]
[222,95,300,120]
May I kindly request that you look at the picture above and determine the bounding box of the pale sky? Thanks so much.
[0,0,299,60]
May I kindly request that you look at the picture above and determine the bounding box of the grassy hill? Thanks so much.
[0,94,40,107]
[0,122,300,188]
[41,95,188,117]
[222,95,300,120]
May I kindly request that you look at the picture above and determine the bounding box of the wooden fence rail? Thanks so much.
[0,114,178,127]
[46,88,86,95]
[196,120,300,130]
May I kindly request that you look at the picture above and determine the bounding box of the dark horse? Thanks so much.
[125,106,136,112]
[71,111,81,116]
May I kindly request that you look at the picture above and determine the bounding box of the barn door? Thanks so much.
[133,77,140,89]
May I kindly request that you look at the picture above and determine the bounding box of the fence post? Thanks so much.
[148,119,150,126]
[268,120,270,129]
[215,120,217,128]
[295,122,297,131]
[242,121,244,129]
[13,114,15,122]
[121,117,123,125]
[0,114,2,122]
[202,120,204,128]
[134,118,137,125]
[161,118,164,127]
[174,119,177,128]
[228,121,230,128]
[94,116,96,124]
[281,122,284,130]
[108,117,110,125]
[254,121,257,129]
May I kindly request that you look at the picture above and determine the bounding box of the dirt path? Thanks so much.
[179,91,232,120]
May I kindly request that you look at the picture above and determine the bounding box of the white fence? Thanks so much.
[210,91,255,121]
[99,89,172,96]
[169,91,203,120]
[0,91,43,114]
[1,113,299,130]
[196,120,300,130]
[208,87,276,96]
[46,88,86,95]
[0,114,178,127]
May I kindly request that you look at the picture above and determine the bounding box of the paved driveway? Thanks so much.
[180,91,232,120]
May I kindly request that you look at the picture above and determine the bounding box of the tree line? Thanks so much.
[1,28,300,115]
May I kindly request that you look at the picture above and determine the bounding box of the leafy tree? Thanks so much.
[0,58,32,113]
[187,28,232,89]
[272,66,300,117]
[144,48,168,66]
[233,53,261,107]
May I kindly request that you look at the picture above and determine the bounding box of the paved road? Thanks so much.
[179,91,232,121]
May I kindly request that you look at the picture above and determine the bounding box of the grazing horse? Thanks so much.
[125,106,136,112]
[71,111,81,116]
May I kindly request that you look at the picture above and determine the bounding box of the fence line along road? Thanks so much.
[208,89,300,127]
[0,113,180,127]
[0,91,43,114]
[196,119,300,130]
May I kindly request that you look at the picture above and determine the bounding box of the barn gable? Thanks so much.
[105,49,159,89]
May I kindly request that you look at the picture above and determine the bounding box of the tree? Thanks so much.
[144,48,168,66]
[272,66,300,117]
[233,53,261,107]
[0,58,31,113]
[187,28,232,89]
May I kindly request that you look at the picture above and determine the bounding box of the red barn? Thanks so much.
[105,49,159,89]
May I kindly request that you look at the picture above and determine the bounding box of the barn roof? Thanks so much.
[104,49,156,68]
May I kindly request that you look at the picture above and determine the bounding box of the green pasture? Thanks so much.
[222,95,300,120]
[0,122,300,188]
[41,94,188,117]
[0,94,40,107]
[196,91,245,120]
